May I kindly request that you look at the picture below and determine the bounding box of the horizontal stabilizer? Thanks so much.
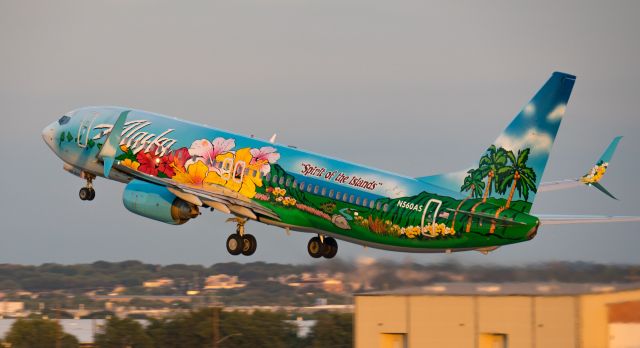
[538,214,640,225]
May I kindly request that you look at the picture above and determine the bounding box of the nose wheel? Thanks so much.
[79,174,96,201]
[308,236,338,259]
[225,217,257,256]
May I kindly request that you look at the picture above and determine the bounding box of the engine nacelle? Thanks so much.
[123,180,199,225]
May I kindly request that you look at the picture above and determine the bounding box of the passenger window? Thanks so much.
[355,197,361,205]
[344,194,349,202]
[300,182,305,190]
[279,177,285,186]
[292,179,297,188]
[349,195,354,204]
[376,202,382,210]
[285,177,292,187]
[314,185,319,194]
[272,175,278,184]
[329,189,334,198]
[363,198,368,207]
[369,200,375,209]
[383,204,389,212]
[266,173,271,182]
[321,187,327,196]
[335,192,342,200]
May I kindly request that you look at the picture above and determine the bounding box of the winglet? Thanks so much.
[97,110,130,178]
[580,136,622,199]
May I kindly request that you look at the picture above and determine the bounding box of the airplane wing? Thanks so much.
[538,214,640,225]
[445,208,526,227]
[538,136,622,199]
[113,164,280,221]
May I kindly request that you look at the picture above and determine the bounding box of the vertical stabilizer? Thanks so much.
[417,72,576,213]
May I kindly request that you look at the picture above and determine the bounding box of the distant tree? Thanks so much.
[94,317,153,348]
[308,313,353,348]
[146,309,299,348]
[5,318,79,348]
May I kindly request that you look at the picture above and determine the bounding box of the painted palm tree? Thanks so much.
[496,148,537,208]
[478,145,507,203]
[455,168,485,231]
[460,168,485,198]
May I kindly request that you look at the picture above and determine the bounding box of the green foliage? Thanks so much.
[496,148,537,202]
[478,145,508,197]
[5,318,79,348]
[94,317,153,348]
[308,313,353,348]
[145,309,298,348]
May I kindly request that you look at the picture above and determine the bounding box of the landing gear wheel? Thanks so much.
[79,187,91,201]
[323,237,338,259]
[307,237,324,258]
[241,234,257,256]
[226,234,243,256]
[87,188,96,201]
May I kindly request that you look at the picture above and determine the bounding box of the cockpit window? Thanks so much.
[58,115,71,125]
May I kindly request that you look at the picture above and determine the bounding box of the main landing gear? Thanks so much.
[79,174,96,201]
[307,235,338,259]
[225,217,257,256]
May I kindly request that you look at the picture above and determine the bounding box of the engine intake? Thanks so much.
[123,180,199,225]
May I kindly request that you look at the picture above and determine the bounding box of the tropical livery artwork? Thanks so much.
[42,72,640,258]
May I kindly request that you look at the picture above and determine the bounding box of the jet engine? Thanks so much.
[123,180,199,225]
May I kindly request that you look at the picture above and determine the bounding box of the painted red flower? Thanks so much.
[159,147,190,178]
[136,148,161,176]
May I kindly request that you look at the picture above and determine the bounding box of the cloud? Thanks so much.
[547,103,566,122]
[494,128,553,155]
[523,102,536,116]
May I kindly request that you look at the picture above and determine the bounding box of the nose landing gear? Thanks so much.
[307,235,338,259]
[225,217,257,256]
[79,174,96,201]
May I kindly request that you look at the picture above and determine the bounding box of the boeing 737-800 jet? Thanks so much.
[42,72,640,258]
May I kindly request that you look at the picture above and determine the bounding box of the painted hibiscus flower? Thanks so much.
[188,137,235,169]
[136,148,162,176]
[172,160,209,186]
[159,147,190,177]
[249,146,280,174]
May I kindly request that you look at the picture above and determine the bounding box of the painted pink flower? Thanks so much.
[188,137,235,169]
[159,147,191,177]
[250,146,280,174]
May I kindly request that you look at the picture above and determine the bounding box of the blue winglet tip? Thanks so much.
[104,157,114,178]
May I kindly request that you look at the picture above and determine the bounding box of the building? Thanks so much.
[0,302,24,315]
[142,278,174,288]
[355,283,640,348]
[204,274,246,290]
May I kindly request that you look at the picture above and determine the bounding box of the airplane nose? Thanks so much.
[42,122,57,149]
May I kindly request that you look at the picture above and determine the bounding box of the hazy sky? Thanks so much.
[1,0,639,265]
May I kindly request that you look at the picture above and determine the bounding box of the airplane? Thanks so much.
[42,72,640,258]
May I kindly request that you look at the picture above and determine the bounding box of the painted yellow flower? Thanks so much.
[173,161,209,186]
[120,144,129,153]
[121,158,140,171]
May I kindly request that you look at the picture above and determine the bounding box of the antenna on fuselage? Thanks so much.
[269,133,277,144]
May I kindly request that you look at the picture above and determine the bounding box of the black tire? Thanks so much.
[241,234,257,256]
[79,187,90,201]
[226,234,242,256]
[87,188,96,201]
[307,237,323,258]
[323,237,338,259]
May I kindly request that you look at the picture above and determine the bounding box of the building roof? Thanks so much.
[356,282,640,297]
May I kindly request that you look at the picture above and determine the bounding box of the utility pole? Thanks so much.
[212,306,220,348]
[55,303,61,348]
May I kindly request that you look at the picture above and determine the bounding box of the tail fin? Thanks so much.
[417,72,576,213]
[580,136,622,199]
